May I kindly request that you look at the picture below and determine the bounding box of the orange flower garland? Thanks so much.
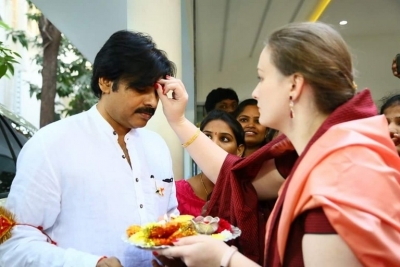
[0,206,56,245]
[0,206,15,244]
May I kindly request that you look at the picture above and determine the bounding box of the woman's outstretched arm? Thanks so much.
[157,77,286,199]
[157,77,228,184]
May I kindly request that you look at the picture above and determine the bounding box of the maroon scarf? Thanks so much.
[205,134,297,264]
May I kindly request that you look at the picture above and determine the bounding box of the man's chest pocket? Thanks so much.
[143,176,174,216]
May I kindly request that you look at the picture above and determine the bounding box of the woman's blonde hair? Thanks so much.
[267,22,356,114]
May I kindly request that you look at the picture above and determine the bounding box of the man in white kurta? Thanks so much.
[0,30,178,267]
[0,105,178,267]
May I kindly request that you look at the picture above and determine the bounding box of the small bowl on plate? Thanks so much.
[191,216,219,235]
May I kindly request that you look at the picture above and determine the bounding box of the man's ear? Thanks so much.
[99,77,112,94]
[236,144,245,157]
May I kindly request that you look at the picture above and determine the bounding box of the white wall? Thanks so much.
[346,34,400,103]
[127,0,185,179]
[196,53,259,103]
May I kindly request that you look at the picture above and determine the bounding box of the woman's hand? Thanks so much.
[153,235,230,267]
[156,76,188,126]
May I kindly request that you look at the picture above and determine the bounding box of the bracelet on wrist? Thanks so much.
[220,246,237,267]
[182,128,200,148]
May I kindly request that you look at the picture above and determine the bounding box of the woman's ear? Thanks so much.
[236,144,245,157]
[289,73,305,101]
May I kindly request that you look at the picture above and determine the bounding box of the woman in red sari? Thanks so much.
[154,22,400,267]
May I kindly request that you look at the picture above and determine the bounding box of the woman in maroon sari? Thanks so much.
[154,22,400,267]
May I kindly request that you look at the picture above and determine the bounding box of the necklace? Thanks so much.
[200,173,209,196]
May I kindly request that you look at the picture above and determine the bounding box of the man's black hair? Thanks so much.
[204,88,239,114]
[91,30,176,98]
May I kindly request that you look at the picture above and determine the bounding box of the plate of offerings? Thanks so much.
[124,215,241,249]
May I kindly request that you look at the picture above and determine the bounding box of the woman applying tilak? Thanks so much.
[155,22,400,267]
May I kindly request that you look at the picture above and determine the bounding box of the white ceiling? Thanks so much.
[194,0,400,103]
[321,0,400,37]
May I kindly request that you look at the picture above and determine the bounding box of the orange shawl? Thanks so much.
[272,115,400,266]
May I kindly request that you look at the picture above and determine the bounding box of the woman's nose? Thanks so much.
[246,120,255,127]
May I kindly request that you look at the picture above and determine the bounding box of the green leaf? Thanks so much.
[6,62,14,76]
[13,51,21,57]
[4,55,18,63]
[0,64,7,79]
[0,20,11,30]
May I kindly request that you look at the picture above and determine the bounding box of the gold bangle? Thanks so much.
[182,129,200,148]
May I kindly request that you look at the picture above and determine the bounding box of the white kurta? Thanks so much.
[0,105,178,267]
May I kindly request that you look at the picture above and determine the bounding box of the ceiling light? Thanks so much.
[339,20,348,26]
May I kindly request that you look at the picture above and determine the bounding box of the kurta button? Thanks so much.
[122,155,126,159]
[140,204,143,208]
[113,131,117,135]
[135,178,139,182]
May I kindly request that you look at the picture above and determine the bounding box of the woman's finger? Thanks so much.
[172,235,213,246]
[155,77,189,126]
[160,80,188,101]
[154,246,186,259]
[153,236,207,257]
[156,83,169,102]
